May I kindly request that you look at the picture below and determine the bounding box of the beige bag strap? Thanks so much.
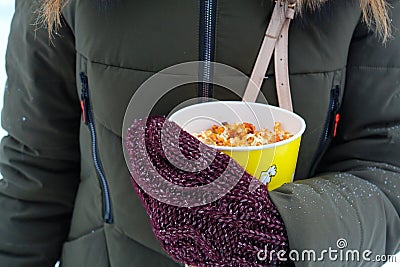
[243,1,296,112]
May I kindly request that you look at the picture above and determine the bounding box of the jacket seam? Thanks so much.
[91,113,121,139]
[90,60,157,74]
[65,226,104,243]
[288,67,346,76]
[77,51,347,76]
[347,163,400,203]
[348,65,400,71]
[2,135,81,157]
[76,51,158,74]
[348,159,400,173]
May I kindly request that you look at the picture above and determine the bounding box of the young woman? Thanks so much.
[0,0,399,266]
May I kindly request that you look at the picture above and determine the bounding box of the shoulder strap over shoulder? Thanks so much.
[243,1,295,112]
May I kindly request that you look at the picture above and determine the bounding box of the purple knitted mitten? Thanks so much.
[125,117,290,266]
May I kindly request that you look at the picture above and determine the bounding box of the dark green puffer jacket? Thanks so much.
[0,0,399,266]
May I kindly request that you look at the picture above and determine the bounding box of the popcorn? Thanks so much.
[193,122,293,147]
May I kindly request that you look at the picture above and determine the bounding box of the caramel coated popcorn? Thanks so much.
[193,122,293,147]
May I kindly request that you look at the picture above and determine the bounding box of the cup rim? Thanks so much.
[169,101,306,151]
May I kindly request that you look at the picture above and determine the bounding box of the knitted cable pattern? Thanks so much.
[125,116,290,266]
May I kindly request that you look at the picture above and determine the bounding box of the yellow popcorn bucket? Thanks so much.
[169,101,306,191]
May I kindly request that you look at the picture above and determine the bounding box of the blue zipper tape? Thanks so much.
[80,72,113,224]
[310,85,340,175]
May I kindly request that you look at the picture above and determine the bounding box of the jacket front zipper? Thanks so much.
[310,85,341,175]
[80,72,113,224]
[198,0,217,100]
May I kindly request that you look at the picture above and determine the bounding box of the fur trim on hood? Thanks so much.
[38,0,391,41]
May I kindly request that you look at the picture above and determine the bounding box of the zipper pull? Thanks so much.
[80,72,89,125]
[333,113,340,137]
[332,85,341,138]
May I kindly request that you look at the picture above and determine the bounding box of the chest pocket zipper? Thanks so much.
[310,85,341,175]
[80,72,113,224]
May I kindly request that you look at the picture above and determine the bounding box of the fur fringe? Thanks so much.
[37,0,64,36]
[39,0,392,41]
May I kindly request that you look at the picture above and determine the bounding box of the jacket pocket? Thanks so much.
[310,85,341,174]
[80,72,113,223]
[60,227,109,267]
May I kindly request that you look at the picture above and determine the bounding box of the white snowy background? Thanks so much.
[0,0,13,138]
[0,1,398,266]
